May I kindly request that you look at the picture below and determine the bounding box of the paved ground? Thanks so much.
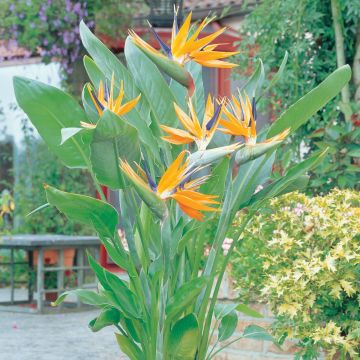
[0,310,127,360]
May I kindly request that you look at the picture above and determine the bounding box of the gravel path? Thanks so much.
[0,310,127,360]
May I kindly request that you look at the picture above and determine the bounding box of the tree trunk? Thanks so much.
[353,24,360,112]
[331,0,352,123]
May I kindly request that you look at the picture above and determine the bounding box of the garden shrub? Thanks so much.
[229,189,360,359]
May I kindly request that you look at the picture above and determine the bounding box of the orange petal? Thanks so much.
[178,202,204,221]
[116,94,141,116]
[172,12,192,56]
[195,59,238,68]
[157,150,188,194]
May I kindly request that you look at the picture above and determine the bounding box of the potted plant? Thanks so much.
[13,10,351,359]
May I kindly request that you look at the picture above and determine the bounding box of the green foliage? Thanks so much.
[235,0,360,192]
[230,189,360,359]
[13,17,351,360]
[14,122,95,235]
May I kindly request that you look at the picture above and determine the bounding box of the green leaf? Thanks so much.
[218,311,238,341]
[168,313,199,360]
[60,127,84,145]
[267,65,352,138]
[214,303,238,320]
[262,51,288,96]
[250,150,328,208]
[348,149,360,157]
[243,325,276,343]
[45,185,118,238]
[89,307,121,332]
[13,76,90,168]
[187,61,205,120]
[244,175,309,208]
[90,110,141,189]
[235,141,284,166]
[242,59,265,98]
[166,277,209,320]
[116,333,144,360]
[88,254,142,319]
[236,304,264,318]
[52,289,108,307]
[124,38,178,127]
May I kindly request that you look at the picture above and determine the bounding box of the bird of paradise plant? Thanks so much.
[13,9,351,360]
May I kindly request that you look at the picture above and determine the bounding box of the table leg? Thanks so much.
[77,248,84,308]
[57,249,64,309]
[10,249,14,304]
[28,250,34,303]
[37,249,44,313]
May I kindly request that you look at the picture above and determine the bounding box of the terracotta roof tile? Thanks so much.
[184,0,245,11]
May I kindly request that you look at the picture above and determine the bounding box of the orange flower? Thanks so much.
[129,9,239,69]
[120,151,219,221]
[160,95,223,150]
[220,92,289,144]
[81,74,141,128]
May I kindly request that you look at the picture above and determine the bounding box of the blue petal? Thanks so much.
[90,89,104,111]
[206,103,222,131]
[149,26,172,57]
[252,97,257,121]
[142,159,158,192]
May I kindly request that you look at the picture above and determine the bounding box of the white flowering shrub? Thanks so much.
[229,189,360,359]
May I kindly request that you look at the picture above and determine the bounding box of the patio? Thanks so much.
[0,310,125,360]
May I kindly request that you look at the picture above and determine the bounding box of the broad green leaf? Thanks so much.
[187,61,205,120]
[218,311,238,342]
[267,65,352,138]
[231,153,275,212]
[250,150,328,209]
[116,333,144,360]
[348,149,360,157]
[241,59,265,98]
[243,325,276,343]
[243,175,309,209]
[166,277,209,320]
[91,110,140,189]
[200,157,230,200]
[60,127,84,145]
[89,307,121,332]
[214,303,238,320]
[88,254,142,319]
[236,304,264,318]
[13,76,90,168]
[124,38,178,127]
[262,51,288,96]
[168,313,199,360]
[52,289,108,307]
[44,185,118,238]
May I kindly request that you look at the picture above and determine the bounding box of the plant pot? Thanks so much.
[34,248,75,266]
[45,291,58,302]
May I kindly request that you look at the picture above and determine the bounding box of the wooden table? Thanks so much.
[0,235,100,313]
